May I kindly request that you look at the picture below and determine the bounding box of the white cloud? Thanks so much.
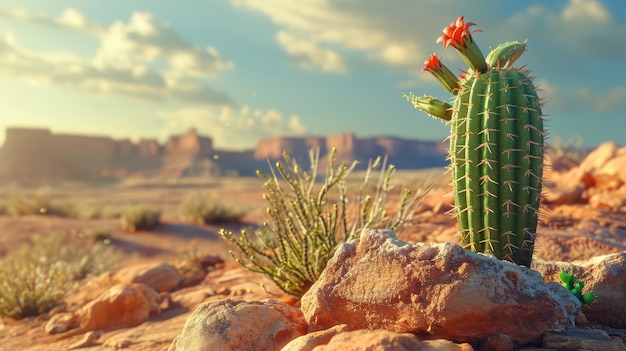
[157,105,309,149]
[540,80,626,114]
[0,8,234,104]
[94,12,232,77]
[504,0,626,58]
[562,0,609,22]
[0,7,103,33]
[233,0,626,74]
[232,0,435,74]
[276,30,346,73]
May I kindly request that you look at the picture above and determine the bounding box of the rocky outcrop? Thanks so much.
[0,128,447,183]
[544,141,626,209]
[301,229,580,344]
[254,136,326,160]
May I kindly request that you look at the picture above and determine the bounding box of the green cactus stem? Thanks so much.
[559,269,595,305]
[406,17,546,267]
[403,93,453,121]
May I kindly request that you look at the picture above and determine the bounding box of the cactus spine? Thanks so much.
[406,17,546,267]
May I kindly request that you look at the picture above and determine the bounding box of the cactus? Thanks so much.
[559,269,595,305]
[405,17,546,267]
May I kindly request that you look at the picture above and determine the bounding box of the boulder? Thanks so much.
[301,229,580,344]
[114,262,183,292]
[588,192,626,211]
[532,252,626,328]
[284,328,474,351]
[543,327,626,351]
[281,324,350,351]
[168,299,307,351]
[298,329,421,351]
[52,283,161,339]
[578,142,620,176]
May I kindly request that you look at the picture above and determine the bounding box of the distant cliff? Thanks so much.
[0,127,447,183]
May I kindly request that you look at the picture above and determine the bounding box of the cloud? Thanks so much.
[0,7,103,33]
[231,0,436,74]
[157,105,309,149]
[0,8,234,105]
[95,12,232,77]
[540,80,626,114]
[503,0,626,59]
[276,30,347,73]
[233,0,626,75]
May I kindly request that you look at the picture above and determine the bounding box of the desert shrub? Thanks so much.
[79,227,113,244]
[119,205,161,232]
[0,233,116,319]
[69,203,125,220]
[179,192,246,224]
[550,135,587,163]
[5,188,73,217]
[219,148,430,297]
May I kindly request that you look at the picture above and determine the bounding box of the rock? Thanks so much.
[305,329,422,351]
[543,182,585,205]
[305,329,472,351]
[601,148,626,182]
[588,192,626,211]
[301,229,580,344]
[55,283,161,339]
[532,252,626,328]
[68,331,101,350]
[45,312,78,334]
[578,142,620,175]
[115,262,183,293]
[168,299,307,351]
[592,173,625,192]
[281,324,351,351]
[478,334,516,351]
[543,327,626,351]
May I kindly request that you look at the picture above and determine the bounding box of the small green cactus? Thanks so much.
[559,269,595,305]
[405,16,546,267]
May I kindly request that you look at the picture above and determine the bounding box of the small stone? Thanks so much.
[168,299,307,351]
[68,331,101,350]
[478,334,516,351]
[312,329,423,351]
[281,324,350,351]
[44,312,78,335]
[543,327,626,351]
[115,262,183,292]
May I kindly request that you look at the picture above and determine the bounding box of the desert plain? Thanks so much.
[0,143,625,350]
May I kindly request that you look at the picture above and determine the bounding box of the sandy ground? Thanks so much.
[0,169,625,350]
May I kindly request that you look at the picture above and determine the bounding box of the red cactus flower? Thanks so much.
[421,53,460,95]
[436,16,482,49]
[422,53,442,72]
[434,16,488,73]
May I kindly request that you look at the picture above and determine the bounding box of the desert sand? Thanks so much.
[0,145,625,350]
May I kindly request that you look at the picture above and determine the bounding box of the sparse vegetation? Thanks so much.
[550,135,587,163]
[0,232,116,319]
[219,148,430,297]
[179,192,246,224]
[65,203,125,220]
[0,188,124,219]
[119,204,161,232]
[5,188,70,217]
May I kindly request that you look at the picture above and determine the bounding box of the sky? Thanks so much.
[0,0,625,150]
